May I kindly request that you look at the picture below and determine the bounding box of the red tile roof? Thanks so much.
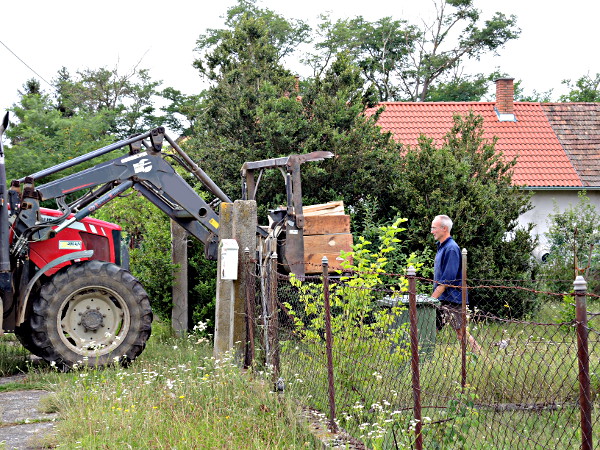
[541,103,600,187]
[369,102,583,187]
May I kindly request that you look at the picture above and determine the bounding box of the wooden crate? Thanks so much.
[301,201,353,274]
[303,233,353,273]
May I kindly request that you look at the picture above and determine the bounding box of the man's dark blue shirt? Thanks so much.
[434,236,464,304]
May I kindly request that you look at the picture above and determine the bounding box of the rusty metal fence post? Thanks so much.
[461,248,467,389]
[574,275,593,450]
[322,256,337,433]
[267,251,280,383]
[407,266,423,450]
[243,247,255,369]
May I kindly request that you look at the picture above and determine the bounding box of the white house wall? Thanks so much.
[517,189,600,250]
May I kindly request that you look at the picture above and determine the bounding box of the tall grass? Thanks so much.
[0,333,30,376]
[6,322,319,449]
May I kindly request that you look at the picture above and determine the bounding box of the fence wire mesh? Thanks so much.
[249,267,599,449]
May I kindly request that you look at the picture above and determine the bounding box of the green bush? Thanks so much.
[283,220,416,412]
[391,112,538,318]
[540,192,600,295]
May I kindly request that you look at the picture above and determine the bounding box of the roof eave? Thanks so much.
[518,186,600,191]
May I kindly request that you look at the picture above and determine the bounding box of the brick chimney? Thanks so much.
[494,78,516,122]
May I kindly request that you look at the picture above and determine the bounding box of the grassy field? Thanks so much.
[2,298,599,449]
[0,322,320,449]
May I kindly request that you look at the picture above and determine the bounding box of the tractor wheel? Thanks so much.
[15,320,44,357]
[29,260,152,370]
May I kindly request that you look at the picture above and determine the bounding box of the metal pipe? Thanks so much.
[461,248,468,389]
[0,113,11,273]
[243,247,255,369]
[574,276,593,450]
[0,112,9,330]
[408,266,423,450]
[20,130,154,182]
[260,240,270,368]
[268,251,279,383]
[50,181,133,236]
[322,256,337,433]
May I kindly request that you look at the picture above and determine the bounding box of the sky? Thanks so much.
[1,0,599,113]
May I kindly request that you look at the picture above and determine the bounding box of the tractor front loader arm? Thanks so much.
[11,127,228,261]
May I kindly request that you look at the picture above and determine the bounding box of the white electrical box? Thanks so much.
[220,239,239,280]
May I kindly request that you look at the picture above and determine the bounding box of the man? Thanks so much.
[430,215,480,353]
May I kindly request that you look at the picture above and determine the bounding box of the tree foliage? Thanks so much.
[5,64,167,184]
[159,87,204,137]
[425,72,493,102]
[513,80,554,102]
[314,0,520,101]
[54,66,164,137]
[294,54,401,212]
[560,73,600,102]
[189,0,401,221]
[5,90,115,182]
[189,0,305,202]
[312,15,419,101]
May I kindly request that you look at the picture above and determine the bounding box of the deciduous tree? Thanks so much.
[560,73,600,102]
[314,0,520,101]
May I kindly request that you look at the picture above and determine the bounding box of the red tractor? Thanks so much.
[0,112,229,369]
[0,112,332,370]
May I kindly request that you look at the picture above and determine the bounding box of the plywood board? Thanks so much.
[303,233,353,273]
[303,215,351,236]
[303,201,345,216]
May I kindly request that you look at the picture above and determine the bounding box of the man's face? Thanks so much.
[430,219,446,242]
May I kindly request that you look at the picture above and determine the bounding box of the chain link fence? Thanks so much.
[244,257,599,449]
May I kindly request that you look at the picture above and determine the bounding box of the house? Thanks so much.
[369,78,600,258]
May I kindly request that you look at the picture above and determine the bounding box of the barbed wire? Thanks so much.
[246,256,592,296]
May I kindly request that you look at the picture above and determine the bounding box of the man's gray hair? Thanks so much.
[435,215,453,232]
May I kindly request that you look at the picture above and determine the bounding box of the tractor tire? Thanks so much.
[29,260,152,370]
[15,320,45,357]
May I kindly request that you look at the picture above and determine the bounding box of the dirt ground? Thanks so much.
[0,374,58,450]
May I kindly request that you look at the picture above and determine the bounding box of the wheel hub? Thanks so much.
[79,308,104,332]
[61,288,125,353]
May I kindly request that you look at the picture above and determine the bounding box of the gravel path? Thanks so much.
[0,375,58,450]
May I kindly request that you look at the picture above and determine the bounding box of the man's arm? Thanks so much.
[432,284,445,299]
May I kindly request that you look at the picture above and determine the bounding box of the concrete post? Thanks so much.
[214,202,234,358]
[171,220,188,337]
[232,200,257,358]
